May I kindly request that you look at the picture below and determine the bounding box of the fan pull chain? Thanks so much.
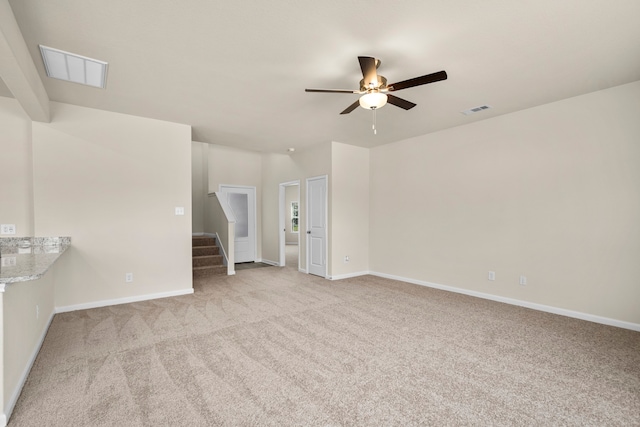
[372,108,377,135]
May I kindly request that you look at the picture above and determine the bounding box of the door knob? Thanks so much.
[307,231,311,234]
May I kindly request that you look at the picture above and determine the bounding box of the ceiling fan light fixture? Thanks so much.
[359,92,387,110]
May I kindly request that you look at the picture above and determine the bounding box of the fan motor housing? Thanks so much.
[359,75,387,92]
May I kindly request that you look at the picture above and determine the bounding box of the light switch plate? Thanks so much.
[1,224,16,235]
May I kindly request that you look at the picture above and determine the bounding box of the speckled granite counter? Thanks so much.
[0,237,71,287]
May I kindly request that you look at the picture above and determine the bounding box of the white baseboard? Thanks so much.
[260,259,279,266]
[298,268,307,273]
[55,288,194,313]
[3,309,56,426]
[370,271,640,332]
[329,271,370,280]
[191,232,204,236]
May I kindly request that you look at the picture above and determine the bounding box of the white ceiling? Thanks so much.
[6,0,640,153]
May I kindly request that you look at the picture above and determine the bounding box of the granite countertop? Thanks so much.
[0,237,71,286]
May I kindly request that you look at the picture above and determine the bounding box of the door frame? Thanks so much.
[306,175,328,278]
[219,184,257,263]
[278,180,300,269]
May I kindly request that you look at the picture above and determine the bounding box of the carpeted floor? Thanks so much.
[8,246,640,426]
[235,244,299,271]
[234,262,272,271]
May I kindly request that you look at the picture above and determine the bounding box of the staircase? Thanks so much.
[192,236,226,278]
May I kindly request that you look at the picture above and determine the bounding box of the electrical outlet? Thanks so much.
[175,207,185,215]
[519,275,527,286]
[125,273,133,283]
[1,256,17,267]
[1,224,16,235]
[344,255,350,263]
[488,271,496,281]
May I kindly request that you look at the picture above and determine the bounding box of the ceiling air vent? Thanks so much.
[39,45,108,89]
[461,105,491,116]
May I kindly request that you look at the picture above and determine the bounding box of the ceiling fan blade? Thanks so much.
[386,94,416,110]
[388,70,447,92]
[340,100,360,115]
[305,88,359,94]
[358,56,378,88]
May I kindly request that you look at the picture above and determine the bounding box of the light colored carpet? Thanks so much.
[234,262,272,271]
[9,247,640,426]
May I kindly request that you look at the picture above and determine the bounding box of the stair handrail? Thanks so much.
[206,192,236,275]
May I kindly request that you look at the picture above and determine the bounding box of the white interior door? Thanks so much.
[220,185,256,263]
[306,176,327,277]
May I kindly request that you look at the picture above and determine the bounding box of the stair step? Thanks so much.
[192,236,216,247]
[192,236,225,277]
[192,245,219,257]
[193,265,226,278]
[193,255,223,267]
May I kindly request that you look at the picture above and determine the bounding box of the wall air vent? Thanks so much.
[39,45,108,89]
[461,105,491,116]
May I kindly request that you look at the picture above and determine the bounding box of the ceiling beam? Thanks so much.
[0,0,49,122]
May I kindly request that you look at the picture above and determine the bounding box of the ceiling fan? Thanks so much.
[305,56,447,115]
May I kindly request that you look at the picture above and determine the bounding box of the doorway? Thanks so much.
[279,180,300,270]
[219,185,256,263]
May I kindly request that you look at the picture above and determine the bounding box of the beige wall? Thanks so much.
[293,143,332,273]
[370,81,640,324]
[208,144,262,191]
[331,142,369,277]
[261,142,368,277]
[207,144,263,260]
[32,102,193,308]
[260,153,299,265]
[191,141,207,233]
[260,143,332,270]
[0,97,33,237]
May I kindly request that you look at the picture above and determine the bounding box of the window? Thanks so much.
[291,201,299,233]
